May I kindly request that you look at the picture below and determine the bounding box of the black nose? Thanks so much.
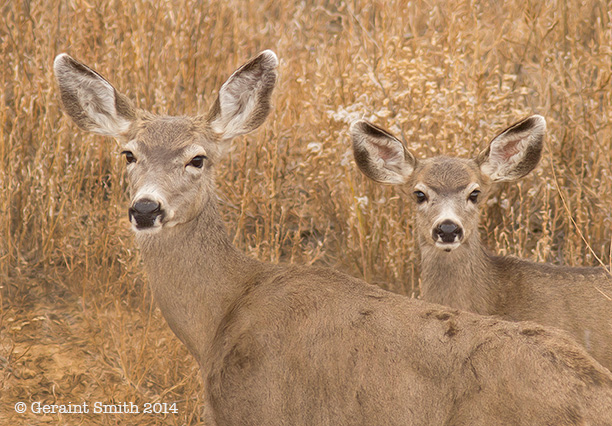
[132,199,161,215]
[129,198,162,228]
[433,220,463,243]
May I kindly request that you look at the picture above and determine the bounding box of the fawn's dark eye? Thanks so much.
[468,189,481,204]
[414,190,428,204]
[122,151,136,164]
[187,155,207,169]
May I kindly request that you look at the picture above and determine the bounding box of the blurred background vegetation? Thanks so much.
[1,0,611,424]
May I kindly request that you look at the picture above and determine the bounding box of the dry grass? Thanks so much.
[1,0,611,424]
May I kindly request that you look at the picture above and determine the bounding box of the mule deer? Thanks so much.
[351,116,612,372]
[54,53,612,424]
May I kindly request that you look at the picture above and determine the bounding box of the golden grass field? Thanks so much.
[1,0,611,424]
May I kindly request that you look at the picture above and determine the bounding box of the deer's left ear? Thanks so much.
[207,50,278,142]
[476,115,545,182]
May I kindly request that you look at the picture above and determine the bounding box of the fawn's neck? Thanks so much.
[419,233,500,315]
[135,199,263,367]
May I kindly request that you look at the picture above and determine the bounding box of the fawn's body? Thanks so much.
[55,53,612,424]
[352,116,612,371]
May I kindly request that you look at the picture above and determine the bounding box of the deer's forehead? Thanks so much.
[416,157,481,193]
[128,116,214,157]
[136,116,198,144]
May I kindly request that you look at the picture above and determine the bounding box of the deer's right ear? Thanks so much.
[350,120,416,185]
[207,50,278,142]
[53,54,136,138]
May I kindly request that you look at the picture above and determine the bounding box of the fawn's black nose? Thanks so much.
[129,198,163,229]
[433,220,463,244]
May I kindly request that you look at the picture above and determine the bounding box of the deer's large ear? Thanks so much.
[207,50,278,141]
[350,120,416,185]
[53,54,136,138]
[477,115,545,182]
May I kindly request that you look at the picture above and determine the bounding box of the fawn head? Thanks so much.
[54,51,278,233]
[351,115,546,252]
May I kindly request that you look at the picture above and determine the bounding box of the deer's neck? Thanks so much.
[419,233,500,315]
[135,200,263,368]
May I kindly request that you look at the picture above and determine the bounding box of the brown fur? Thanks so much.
[56,55,612,424]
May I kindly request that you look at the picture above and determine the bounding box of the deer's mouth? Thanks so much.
[434,240,461,252]
[129,210,164,233]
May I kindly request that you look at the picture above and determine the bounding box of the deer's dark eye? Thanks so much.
[468,189,481,204]
[122,151,136,164]
[187,155,207,169]
[414,190,428,204]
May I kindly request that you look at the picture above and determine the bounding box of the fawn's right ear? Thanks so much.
[476,115,545,182]
[54,54,136,138]
[350,120,416,185]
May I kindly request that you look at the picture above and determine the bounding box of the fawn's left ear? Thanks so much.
[477,115,546,182]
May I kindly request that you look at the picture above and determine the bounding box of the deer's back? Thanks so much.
[206,264,612,425]
[492,255,612,370]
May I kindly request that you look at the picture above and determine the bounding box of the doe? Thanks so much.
[55,53,612,424]
[351,116,612,371]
